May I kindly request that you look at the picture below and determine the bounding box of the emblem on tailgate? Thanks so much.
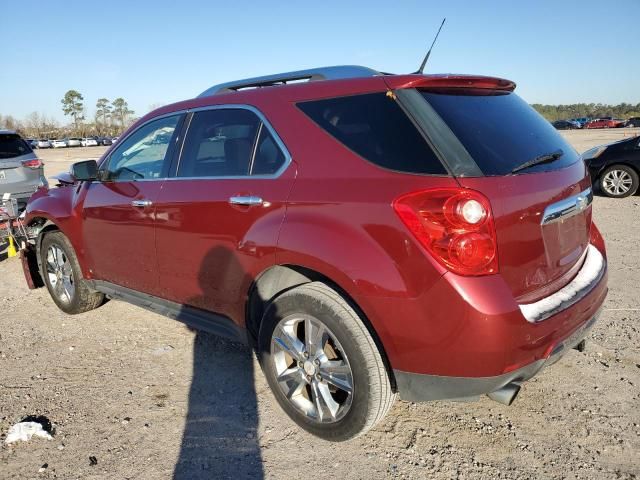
[541,187,593,225]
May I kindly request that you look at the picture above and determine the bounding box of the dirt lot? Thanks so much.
[1,130,639,479]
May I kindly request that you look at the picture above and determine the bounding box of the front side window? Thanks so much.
[105,115,180,181]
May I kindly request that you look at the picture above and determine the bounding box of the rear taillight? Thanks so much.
[21,159,44,169]
[393,188,499,276]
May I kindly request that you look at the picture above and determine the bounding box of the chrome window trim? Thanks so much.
[99,110,187,183]
[541,187,593,225]
[100,104,291,183]
[168,103,292,181]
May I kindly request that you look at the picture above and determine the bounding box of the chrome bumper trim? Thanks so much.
[519,244,605,323]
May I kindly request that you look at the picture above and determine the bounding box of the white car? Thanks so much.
[37,139,52,148]
[51,139,67,148]
[66,138,82,147]
[81,137,98,147]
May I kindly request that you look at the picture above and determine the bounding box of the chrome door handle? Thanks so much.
[131,199,153,207]
[229,195,263,206]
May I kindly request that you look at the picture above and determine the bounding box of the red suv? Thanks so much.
[21,66,608,441]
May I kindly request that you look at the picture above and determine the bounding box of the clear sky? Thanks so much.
[1,0,638,122]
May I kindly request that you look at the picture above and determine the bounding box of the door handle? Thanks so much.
[131,199,153,208]
[229,195,264,206]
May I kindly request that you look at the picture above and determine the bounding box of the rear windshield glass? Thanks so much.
[420,90,579,175]
[0,133,32,159]
[298,93,447,175]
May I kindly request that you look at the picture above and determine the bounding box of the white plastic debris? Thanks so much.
[5,422,53,444]
[519,245,605,323]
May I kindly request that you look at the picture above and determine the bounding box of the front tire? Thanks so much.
[258,282,396,441]
[40,231,104,314]
[599,165,639,198]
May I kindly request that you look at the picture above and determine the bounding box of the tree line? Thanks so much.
[0,90,138,139]
[4,98,639,140]
[531,103,640,122]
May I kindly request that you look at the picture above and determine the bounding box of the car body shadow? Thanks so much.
[173,246,264,479]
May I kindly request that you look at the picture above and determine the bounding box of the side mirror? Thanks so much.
[70,160,98,181]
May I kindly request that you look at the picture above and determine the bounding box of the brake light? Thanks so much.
[393,188,499,276]
[21,159,44,169]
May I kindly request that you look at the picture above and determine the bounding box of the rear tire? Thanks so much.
[40,231,104,314]
[599,165,639,198]
[258,282,396,441]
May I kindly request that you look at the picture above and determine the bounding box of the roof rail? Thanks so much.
[197,65,380,97]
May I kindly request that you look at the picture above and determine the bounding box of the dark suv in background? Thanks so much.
[21,66,608,441]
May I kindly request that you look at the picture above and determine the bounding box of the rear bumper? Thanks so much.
[394,310,599,402]
[359,234,608,379]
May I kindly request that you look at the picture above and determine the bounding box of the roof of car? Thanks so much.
[0,129,18,135]
[132,65,516,136]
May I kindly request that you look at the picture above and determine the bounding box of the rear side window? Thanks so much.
[0,133,32,159]
[420,90,579,176]
[298,93,447,175]
[251,126,286,175]
[178,109,287,177]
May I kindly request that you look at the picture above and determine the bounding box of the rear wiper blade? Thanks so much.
[511,149,564,174]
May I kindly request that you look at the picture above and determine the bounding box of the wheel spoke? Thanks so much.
[305,317,327,354]
[61,278,73,302]
[320,360,353,393]
[54,247,65,267]
[281,371,306,400]
[311,381,339,421]
[272,325,305,361]
[54,279,64,298]
[45,261,56,274]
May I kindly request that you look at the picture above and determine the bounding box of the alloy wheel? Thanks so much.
[602,169,633,196]
[270,315,354,423]
[45,245,75,303]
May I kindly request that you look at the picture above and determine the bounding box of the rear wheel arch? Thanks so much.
[247,264,397,392]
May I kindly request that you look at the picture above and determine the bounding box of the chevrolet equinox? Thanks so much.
[21,66,608,441]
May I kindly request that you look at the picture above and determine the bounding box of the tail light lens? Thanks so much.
[393,188,499,276]
[21,159,44,169]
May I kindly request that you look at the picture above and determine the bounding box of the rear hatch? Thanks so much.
[408,86,592,301]
[0,133,40,194]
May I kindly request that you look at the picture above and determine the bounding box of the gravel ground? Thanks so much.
[0,130,639,479]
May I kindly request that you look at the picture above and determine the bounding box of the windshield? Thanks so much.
[420,89,579,175]
[0,133,33,159]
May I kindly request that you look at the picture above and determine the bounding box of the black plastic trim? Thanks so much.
[90,280,247,344]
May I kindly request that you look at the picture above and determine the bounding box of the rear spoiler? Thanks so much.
[383,74,516,92]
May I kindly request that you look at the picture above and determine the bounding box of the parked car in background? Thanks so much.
[111,136,119,143]
[22,66,608,441]
[51,139,67,148]
[552,120,579,130]
[624,117,640,128]
[583,135,640,198]
[37,139,52,149]
[81,137,98,147]
[66,138,82,147]
[585,118,623,129]
[100,137,113,146]
[0,130,47,210]
[25,139,38,149]
[569,117,590,128]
